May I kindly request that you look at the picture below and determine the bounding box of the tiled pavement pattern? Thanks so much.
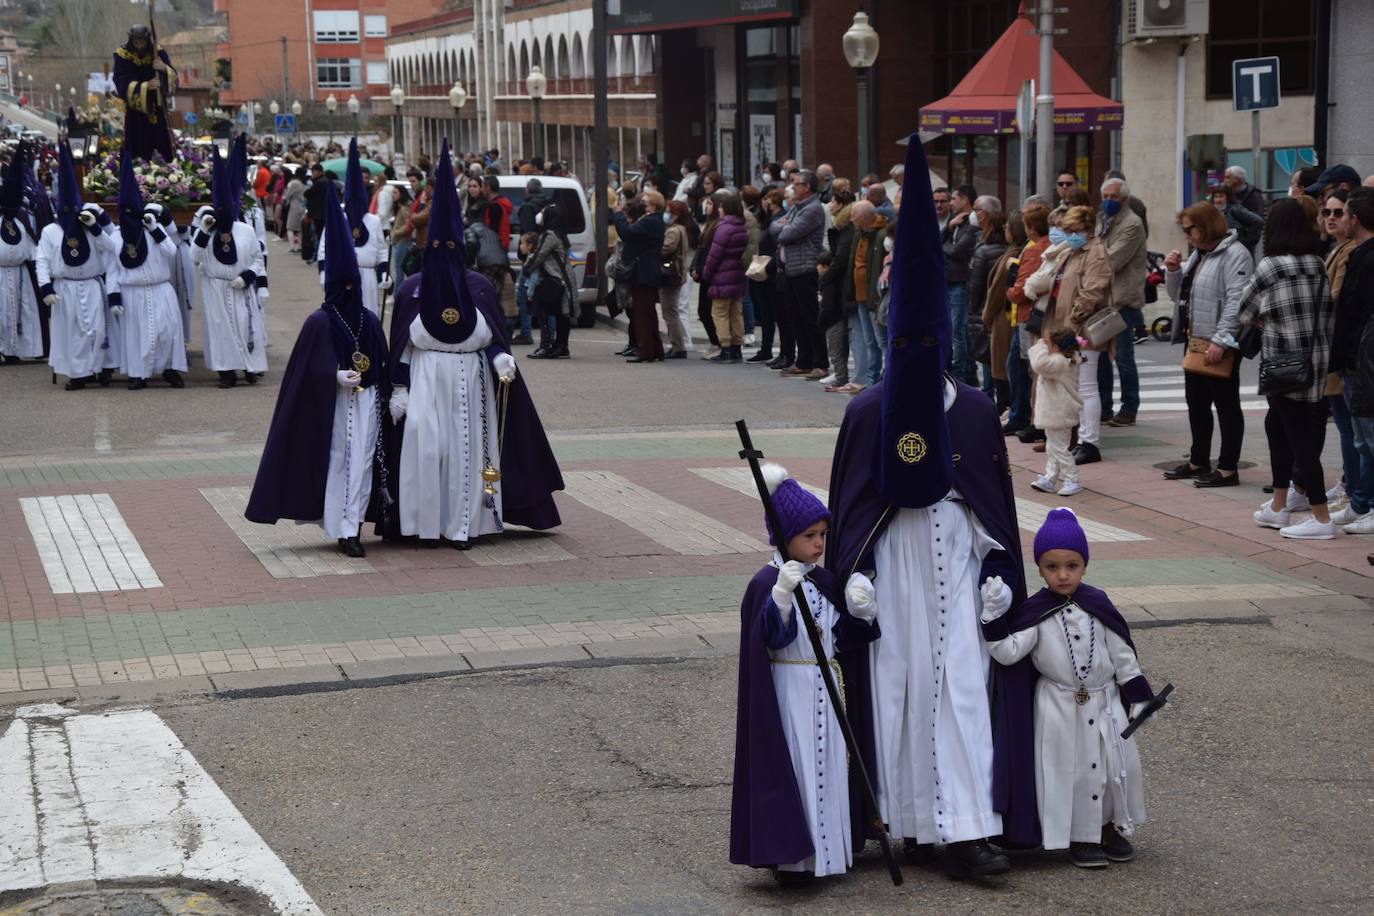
[19,494,163,594]
[201,486,378,579]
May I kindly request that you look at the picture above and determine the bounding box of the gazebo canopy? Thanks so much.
[919,13,1122,135]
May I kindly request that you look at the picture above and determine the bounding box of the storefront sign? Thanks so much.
[610,0,798,34]
[918,104,1123,134]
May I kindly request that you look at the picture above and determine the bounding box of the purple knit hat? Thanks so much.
[761,463,830,546]
[1033,507,1090,564]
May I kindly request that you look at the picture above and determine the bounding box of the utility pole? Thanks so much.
[592,0,609,319]
[1032,5,1064,200]
[281,36,289,108]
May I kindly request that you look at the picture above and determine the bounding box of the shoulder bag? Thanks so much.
[1181,337,1235,379]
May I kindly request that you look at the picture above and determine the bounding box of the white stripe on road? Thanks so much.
[201,486,378,578]
[1134,402,1268,412]
[564,470,769,555]
[1017,499,1150,542]
[691,466,829,503]
[19,494,163,594]
[0,704,323,914]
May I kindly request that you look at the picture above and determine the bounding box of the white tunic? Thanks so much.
[36,222,119,379]
[107,228,188,378]
[190,222,267,373]
[318,385,379,539]
[768,561,854,877]
[398,312,503,541]
[0,218,42,358]
[985,601,1147,848]
[318,212,388,316]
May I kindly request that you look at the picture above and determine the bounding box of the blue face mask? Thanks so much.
[782,200,791,212]
[1101,199,1122,217]
[1048,226,1068,245]
[1064,232,1088,250]
[662,212,671,224]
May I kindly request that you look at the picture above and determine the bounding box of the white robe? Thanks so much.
[398,312,503,541]
[768,560,854,877]
[318,212,388,316]
[190,222,267,373]
[107,228,188,378]
[985,602,1147,849]
[319,385,379,539]
[36,222,119,379]
[0,218,42,358]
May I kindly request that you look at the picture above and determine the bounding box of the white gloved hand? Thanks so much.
[78,210,96,227]
[230,276,246,290]
[200,213,216,231]
[257,287,270,300]
[389,386,409,422]
[1128,701,1148,722]
[378,274,393,290]
[336,369,361,388]
[845,572,878,622]
[493,352,517,383]
[43,293,58,308]
[771,560,806,617]
[142,213,157,230]
[110,305,124,318]
[979,575,1013,622]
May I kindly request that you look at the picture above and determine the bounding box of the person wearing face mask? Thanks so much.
[1097,177,1147,429]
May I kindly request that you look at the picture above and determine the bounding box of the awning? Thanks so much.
[918,13,1122,135]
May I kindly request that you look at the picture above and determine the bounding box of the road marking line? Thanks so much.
[19,494,162,594]
[564,470,768,555]
[691,466,829,502]
[93,415,111,453]
[1,704,323,914]
[200,486,377,579]
[1017,499,1150,542]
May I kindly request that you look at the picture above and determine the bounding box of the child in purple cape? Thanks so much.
[729,463,880,884]
[980,507,1155,868]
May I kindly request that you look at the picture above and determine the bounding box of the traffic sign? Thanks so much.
[274,113,296,134]
[1232,56,1280,112]
[183,112,197,126]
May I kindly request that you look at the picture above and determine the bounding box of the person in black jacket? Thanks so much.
[942,183,980,384]
[302,164,339,261]
[610,191,667,362]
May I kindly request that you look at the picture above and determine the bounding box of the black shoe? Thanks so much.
[707,348,734,363]
[511,333,534,345]
[615,345,636,357]
[446,538,472,551]
[727,346,743,363]
[1162,462,1210,480]
[746,349,773,363]
[945,839,1011,879]
[903,839,937,866]
[549,346,570,359]
[1001,422,1028,437]
[419,538,440,549]
[1193,469,1239,488]
[1103,826,1135,862]
[338,536,366,558]
[1016,426,1046,444]
[767,356,791,370]
[63,377,87,391]
[127,377,148,391]
[771,869,814,887]
[528,347,549,359]
[665,350,687,359]
[162,369,185,389]
[1133,330,1150,344]
[1068,842,1109,868]
[97,369,112,387]
[1072,442,1102,465]
[243,371,259,385]
[217,371,237,389]
[1105,412,1136,427]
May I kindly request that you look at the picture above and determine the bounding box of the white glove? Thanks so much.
[110,305,124,318]
[378,274,393,290]
[201,213,216,231]
[258,287,270,300]
[770,560,806,619]
[43,293,58,308]
[389,386,408,422]
[78,210,96,227]
[1129,701,1148,722]
[845,572,878,622]
[230,276,246,290]
[336,369,361,388]
[142,213,157,230]
[979,575,1013,622]
[493,352,517,383]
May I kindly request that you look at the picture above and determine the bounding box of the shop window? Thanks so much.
[1206,0,1316,98]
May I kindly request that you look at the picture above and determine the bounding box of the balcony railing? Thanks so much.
[401,75,657,99]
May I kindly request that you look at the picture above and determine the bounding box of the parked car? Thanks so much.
[491,174,598,310]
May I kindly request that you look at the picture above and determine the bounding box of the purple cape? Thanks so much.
[376,271,563,536]
[823,379,1037,845]
[729,564,880,869]
[246,308,389,525]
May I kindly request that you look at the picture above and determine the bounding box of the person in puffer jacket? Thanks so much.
[701,190,750,363]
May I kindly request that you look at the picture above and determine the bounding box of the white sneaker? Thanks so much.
[1058,480,1084,496]
[1030,476,1058,493]
[745,333,756,347]
[1286,486,1311,513]
[817,373,838,387]
[1327,494,1350,514]
[1327,481,1347,502]
[1253,502,1291,529]
[1279,516,1337,540]
[1343,513,1374,535]
[1329,504,1365,526]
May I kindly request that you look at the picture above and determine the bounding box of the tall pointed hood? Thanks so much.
[418,139,478,344]
[0,141,28,214]
[210,143,233,226]
[116,147,148,267]
[321,179,363,322]
[344,137,369,242]
[229,133,248,222]
[55,141,90,264]
[23,148,54,230]
[877,136,955,509]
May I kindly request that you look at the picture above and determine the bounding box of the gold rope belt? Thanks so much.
[771,657,846,711]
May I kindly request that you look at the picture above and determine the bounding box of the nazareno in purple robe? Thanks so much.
[823,378,1040,848]
[729,563,880,870]
[980,582,1156,848]
[374,270,563,537]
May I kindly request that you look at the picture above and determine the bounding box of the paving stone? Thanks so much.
[462,645,591,670]
[339,654,474,682]
[1251,594,1371,614]
[583,635,724,660]
[75,675,216,705]
[209,665,344,692]
[1140,599,1261,620]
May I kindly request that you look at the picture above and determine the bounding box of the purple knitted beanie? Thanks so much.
[1033,507,1090,564]
[761,463,830,545]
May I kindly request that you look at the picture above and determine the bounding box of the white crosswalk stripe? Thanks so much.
[19,494,163,594]
[1125,355,1267,413]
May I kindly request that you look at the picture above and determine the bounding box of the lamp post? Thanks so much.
[252,100,262,133]
[390,84,405,160]
[325,93,337,144]
[842,11,880,179]
[291,99,302,138]
[448,82,467,152]
[525,65,546,160]
[347,94,360,137]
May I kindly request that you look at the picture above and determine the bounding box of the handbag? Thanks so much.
[533,270,565,306]
[1181,337,1235,379]
[745,254,772,282]
[608,250,635,283]
[659,255,683,288]
[1258,351,1314,396]
[1083,307,1127,348]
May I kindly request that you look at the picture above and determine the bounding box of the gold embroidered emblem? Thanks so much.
[67,237,79,249]
[352,227,361,240]
[896,432,927,465]
[441,307,460,325]
[351,351,371,372]
[125,244,137,258]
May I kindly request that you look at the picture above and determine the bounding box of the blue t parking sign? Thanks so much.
[1232,57,1280,112]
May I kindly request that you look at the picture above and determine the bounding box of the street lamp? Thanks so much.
[448,81,467,153]
[347,94,360,136]
[842,11,880,178]
[325,93,337,144]
[269,99,280,116]
[252,100,262,133]
[390,84,405,158]
[290,99,302,117]
[525,65,546,159]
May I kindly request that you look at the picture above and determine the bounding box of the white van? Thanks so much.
[491,174,598,307]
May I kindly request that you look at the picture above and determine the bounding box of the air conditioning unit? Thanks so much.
[1125,0,1210,40]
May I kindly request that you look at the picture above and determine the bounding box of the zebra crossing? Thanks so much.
[1120,350,1267,413]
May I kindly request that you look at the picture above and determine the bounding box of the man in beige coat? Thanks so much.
[1098,176,1147,427]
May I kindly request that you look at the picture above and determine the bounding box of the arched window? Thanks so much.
[544,37,556,77]
[558,36,571,82]
[623,37,636,77]
[520,40,530,80]
[571,33,585,79]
